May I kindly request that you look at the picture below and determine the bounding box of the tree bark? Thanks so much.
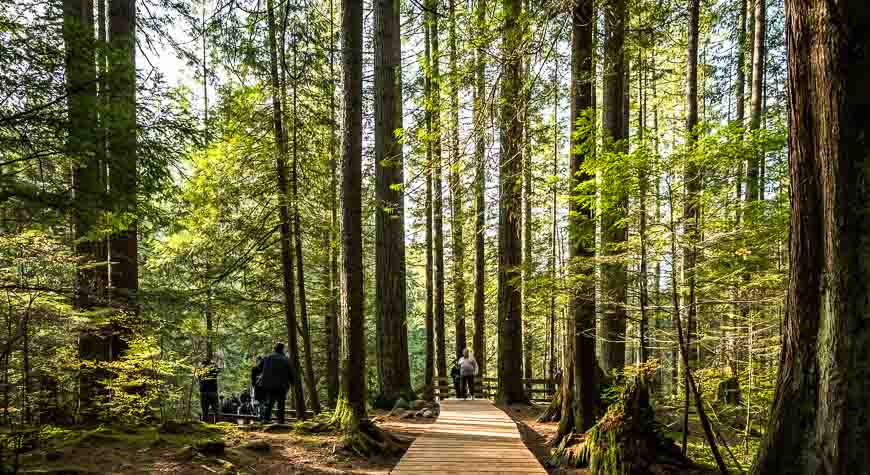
[448,0,467,361]
[750,2,870,473]
[336,0,366,429]
[746,0,765,203]
[374,0,413,403]
[423,13,436,399]
[599,0,628,374]
[680,0,702,451]
[567,0,598,433]
[497,0,526,404]
[290,38,320,415]
[325,0,339,409]
[267,0,305,418]
[522,0,534,388]
[472,0,487,377]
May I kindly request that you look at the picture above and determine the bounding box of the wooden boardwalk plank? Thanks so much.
[391,399,547,475]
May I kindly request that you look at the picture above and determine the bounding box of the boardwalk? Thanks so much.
[391,399,548,474]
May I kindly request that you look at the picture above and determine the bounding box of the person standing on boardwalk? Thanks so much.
[458,348,478,399]
[257,343,295,423]
[450,361,461,398]
[197,359,221,422]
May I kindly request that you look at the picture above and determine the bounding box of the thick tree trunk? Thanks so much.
[267,0,305,418]
[423,15,436,400]
[497,0,526,405]
[325,0,339,408]
[374,0,412,403]
[599,0,627,374]
[472,0,487,377]
[65,0,104,417]
[568,0,597,432]
[750,2,870,473]
[336,0,366,430]
[746,0,765,202]
[448,0,467,361]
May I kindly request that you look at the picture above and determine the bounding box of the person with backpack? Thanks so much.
[450,361,461,399]
[197,359,221,422]
[458,348,478,400]
[256,343,295,423]
[251,355,267,419]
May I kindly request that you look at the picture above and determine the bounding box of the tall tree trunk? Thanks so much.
[600,0,627,374]
[423,13,436,399]
[522,0,534,388]
[568,0,597,433]
[497,0,526,404]
[267,0,305,418]
[746,0,765,202]
[325,0,339,409]
[291,39,320,415]
[472,0,487,377]
[638,51,649,365]
[751,2,870,472]
[428,0,448,380]
[335,0,366,430]
[374,0,412,403]
[549,59,558,386]
[65,0,108,410]
[448,0,467,361]
[681,0,702,452]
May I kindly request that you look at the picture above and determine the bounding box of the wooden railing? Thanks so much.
[432,376,555,402]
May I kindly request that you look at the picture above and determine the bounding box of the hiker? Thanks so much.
[239,391,254,415]
[198,359,220,421]
[251,356,267,419]
[458,348,478,400]
[450,360,461,398]
[257,343,295,423]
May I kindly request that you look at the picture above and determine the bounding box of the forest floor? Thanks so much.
[11,410,433,474]
[505,402,752,474]
[13,402,757,474]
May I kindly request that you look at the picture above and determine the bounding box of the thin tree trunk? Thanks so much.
[751,2,870,472]
[267,0,305,418]
[290,38,320,415]
[638,50,648,365]
[682,0,702,452]
[325,0,339,408]
[497,0,526,404]
[374,0,412,403]
[448,0,467,361]
[426,0,447,381]
[423,12,436,400]
[668,183,727,474]
[549,59,558,387]
[522,0,534,390]
[746,0,765,202]
[472,0,487,377]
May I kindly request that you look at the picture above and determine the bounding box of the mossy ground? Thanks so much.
[8,409,428,474]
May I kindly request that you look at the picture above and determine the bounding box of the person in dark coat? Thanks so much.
[239,391,253,415]
[450,361,461,398]
[257,343,295,423]
[198,360,220,421]
[251,356,266,418]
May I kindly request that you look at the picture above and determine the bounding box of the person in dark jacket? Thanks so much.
[450,361,461,399]
[257,343,295,423]
[198,359,220,422]
[251,356,266,419]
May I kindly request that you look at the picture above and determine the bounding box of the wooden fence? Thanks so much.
[432,376,555,402]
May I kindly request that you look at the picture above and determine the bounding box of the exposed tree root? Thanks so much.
[548,371,693,474]
[537,385,562,423]
[295,400,408,458]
